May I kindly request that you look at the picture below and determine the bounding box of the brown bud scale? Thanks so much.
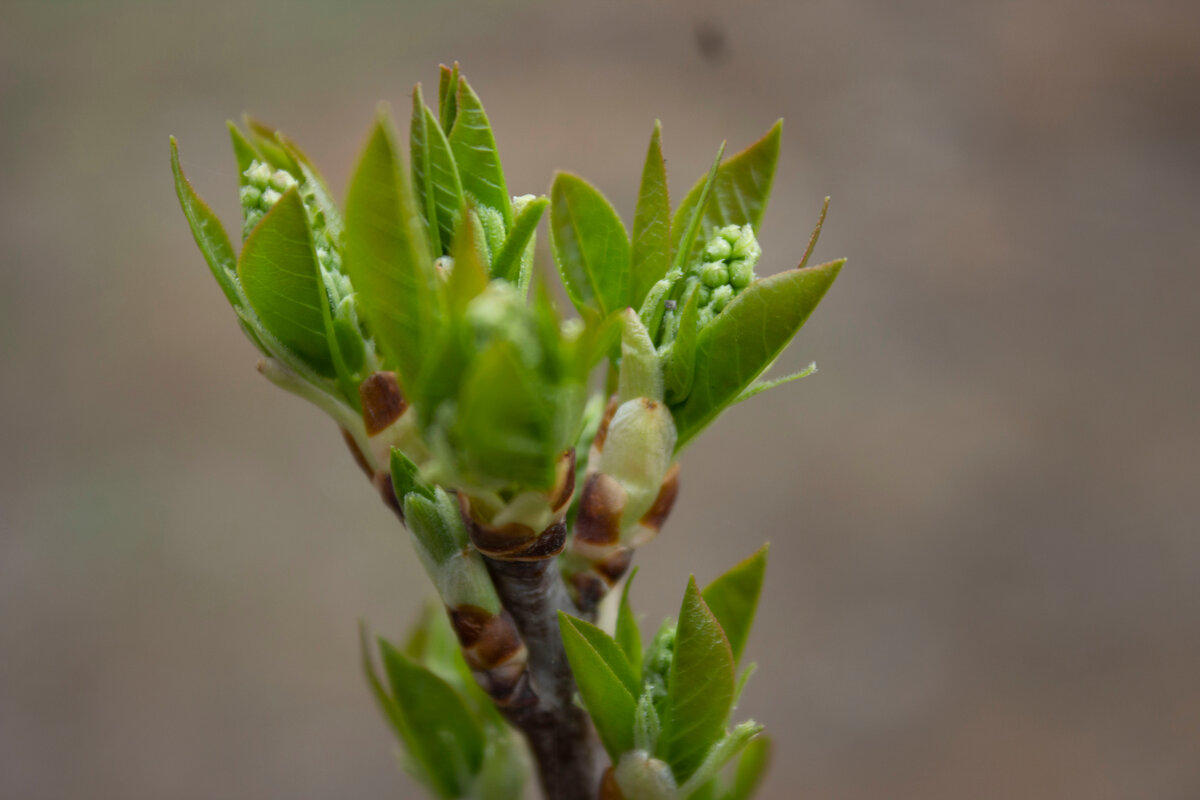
[358,372,406,435]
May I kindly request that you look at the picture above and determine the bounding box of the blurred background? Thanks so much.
[3,0,1199,798]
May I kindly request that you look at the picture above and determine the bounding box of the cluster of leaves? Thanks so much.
[559,549,770,799]
[362,608,527,799]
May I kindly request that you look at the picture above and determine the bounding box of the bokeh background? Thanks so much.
[3,0,1199,798]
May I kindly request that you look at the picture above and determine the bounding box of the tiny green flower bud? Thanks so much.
[728,257,754,289]
[698,285,712,306]
[244,160,272,189]
[732,223,760,260]
[260,188,283,207]
[239,185,262,207]
[710,284,734,312]
[269,169,297,192]
[703,235,732,261]
[701,261,729,288]
[633,688,661,753]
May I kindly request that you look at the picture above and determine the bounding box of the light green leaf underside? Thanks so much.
[448,77,511,227]
[170,137,245,311]
[490,196,547,286]
[672,259,843,450]
[237,189,334,375]
[343,113,440,387]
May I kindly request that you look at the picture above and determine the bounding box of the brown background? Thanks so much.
[2,1,1199,798]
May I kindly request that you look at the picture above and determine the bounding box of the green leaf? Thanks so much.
[671,121,782,263]
[663,285,702,405]
[631,121,672,308]
[798,195,830,269]
[702,546,767,666]
[391,448,435,504]
[550,172,631,317]
[237,189,334,375]
[438,62,460,134]
[446,206,490,312]
[360,624,415,758]
[343,112,440,387]
[227,122,260,176]
[490,196,548,286]
[170,137,245,312]
[378,639,486,798]
[678,720,764,798]
[733,362,817,405]
[672,259,843,450]
[244,116,301,174]
[455,341,558,489]
[616,568,643,684]
[727,736,771,800]
[448,76,511,227]
[670,143,725,275]
[558,611,638,759]
[412,84,465,255]
[663,577,736,783]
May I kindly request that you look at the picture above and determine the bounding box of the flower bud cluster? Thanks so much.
[660,223,761,343]
[239,160,297,237]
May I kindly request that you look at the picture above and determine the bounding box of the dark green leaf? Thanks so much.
[663,285,702,405]
[671,121,782,263]
[170,137,245,311]
[631,121,672,308]
[558,611,637,760]
[728,736,771,800]
[237,189,334,375]
[490,196,548,286]
[379,639,486,798]
[390,448,435,504]
[663,577,736,783]
[702,546,767,666]
[412,85,465,255]
[670,143,725,275]
[448,76,511,227]
[550,172,631,317]
[672,259,843,449]
[343,112,440,388]
[616,568,643,684]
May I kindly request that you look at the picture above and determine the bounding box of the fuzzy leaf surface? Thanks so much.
[672,259,843,449]
[448,77,511,226]
[490,196,547,286]
[412,86,464,254]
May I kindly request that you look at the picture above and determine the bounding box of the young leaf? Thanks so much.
[438,62,460,134]
[677,720,764,798]
[446,206,490,312]
[670,143,725,275]
[662,577,736,783]
[170,138,245,311]
[558,611,638,759]
[733,362,817,405]
[672,259,844,450]
[412,85,465,255]
[360,624,416,761]
[227,122,260,176]
[343,112,440,387]
[671,121,782,263]
[728,736,771,800]
[237,189,335,376]
[631,121,672,308]
[663,285,702,405]
[448,76,511,227]
[798,196,830,269]
[702,545,767,665]
[550,172,631,318]
[490,196,548,286]
[244,116,301,174]
[616,568,643,684]
[378,639,486,798]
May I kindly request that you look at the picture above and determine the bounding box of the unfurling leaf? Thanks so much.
[411,85,466,255]
[170,138,245,312]
[616,568,643,683]
[631,121,672,308]
[448,76,511,227]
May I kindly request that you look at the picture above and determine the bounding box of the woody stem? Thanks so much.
[485,555,600,800]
